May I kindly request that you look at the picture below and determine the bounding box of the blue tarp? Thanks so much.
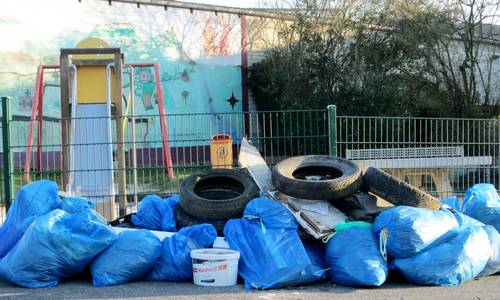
[462,184,500,232]
[146,224,216,281]
[373,206,459,258]
[131,195,179,231]
[326,222,388,287]
[224,197,326,290]
[90,229,162,286]
[0,209,117,288]
[392,225,491,286]
[0,180,61,258]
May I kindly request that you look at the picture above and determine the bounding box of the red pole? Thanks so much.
[152,63,174,180]
[240,15,250,136]
[125,63,175,180]
[36,70,45,172]
[23,65,43,183]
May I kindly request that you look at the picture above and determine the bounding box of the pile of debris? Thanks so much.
[0,140,498,289]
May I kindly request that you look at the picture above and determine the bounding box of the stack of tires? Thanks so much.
[175,169,259,236]
[272,155,440,222]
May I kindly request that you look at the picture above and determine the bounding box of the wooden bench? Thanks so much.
[345,146,492,198]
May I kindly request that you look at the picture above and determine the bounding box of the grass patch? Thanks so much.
[0,166,213,203]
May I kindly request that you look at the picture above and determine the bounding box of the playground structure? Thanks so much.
[24,38,174,220]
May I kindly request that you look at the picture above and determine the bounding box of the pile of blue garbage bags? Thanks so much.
[0,180,498,289]
[0,180,216,288]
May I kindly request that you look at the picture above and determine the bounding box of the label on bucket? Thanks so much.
[192,259,238,287]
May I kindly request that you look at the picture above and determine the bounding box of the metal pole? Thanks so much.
[114,53,127,217]
[60,54,71,190]
[125,66,138,207]
[66,64,78,194]
[327,105,337,157]
[2,97,13,209]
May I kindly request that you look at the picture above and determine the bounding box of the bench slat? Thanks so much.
[351,156,492,169]
[346,146,464,160]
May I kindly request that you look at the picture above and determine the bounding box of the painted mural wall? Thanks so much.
[0,0,244,149]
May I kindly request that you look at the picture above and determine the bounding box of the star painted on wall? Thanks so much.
[226,92,239,110]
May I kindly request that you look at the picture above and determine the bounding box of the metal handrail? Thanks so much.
[105,63,116,198]
[66,64,78,194]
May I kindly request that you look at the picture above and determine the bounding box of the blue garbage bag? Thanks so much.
[60,196,109,226]
[373,206,459,258]
[302,241,328,272]
[145,223,216,281]
[392,225,490,286]
[441,196,461,211]
[326,222,388,287]
[0,180,60,258]
[223,197,327,290]
[450,209,484,227]
[162,195,180,231]
[0,209,117,288]
[436,209,499,277]
[60,196,94,214]
[462,184,500,232]
[131,195,179,231]
[90,229,162,286]
[478,225,500,277]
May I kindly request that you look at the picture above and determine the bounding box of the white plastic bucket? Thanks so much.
[190,248,240,287]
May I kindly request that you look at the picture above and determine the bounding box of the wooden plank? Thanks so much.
[71,59,115,66]
[407,174,423,190]
[431,169,453,199]
[114,52,127,216]
[60,54,70,190]
[61,48,121,55]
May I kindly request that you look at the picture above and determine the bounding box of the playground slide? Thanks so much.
[67,103,115,219]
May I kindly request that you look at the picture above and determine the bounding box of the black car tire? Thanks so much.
[174,206,226,236]
[362,167,440,210]
[272,155,362,200]
[179,169,259,220]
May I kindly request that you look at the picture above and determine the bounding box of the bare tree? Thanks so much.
[400,0,500,116]
[249,0,500,117]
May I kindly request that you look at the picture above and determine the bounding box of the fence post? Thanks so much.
[327,105,337,156]
[1,97,13,210]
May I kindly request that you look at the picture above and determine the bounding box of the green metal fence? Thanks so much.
[1,97,13,224]
[1,99,500,223]
[1,105,330,220]
[336,115,500,198]
[0,99,3,224]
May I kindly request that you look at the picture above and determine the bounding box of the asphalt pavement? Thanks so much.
[1,276,499,300]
